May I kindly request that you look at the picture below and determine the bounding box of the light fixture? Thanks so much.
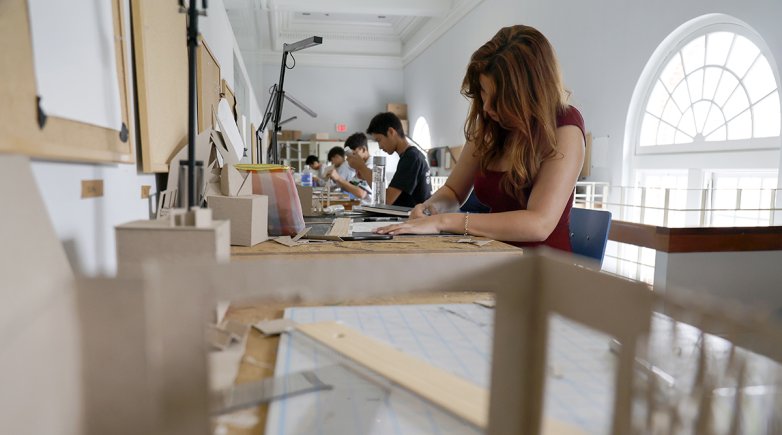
[256,36,323,164]
[283,36,322,53]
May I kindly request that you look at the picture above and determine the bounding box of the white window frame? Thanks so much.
[631,18,781,156]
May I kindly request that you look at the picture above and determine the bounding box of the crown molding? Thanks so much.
[402,0,483,66]
[260,50,403,69]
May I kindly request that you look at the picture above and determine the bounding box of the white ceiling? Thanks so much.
[224,0,483,69]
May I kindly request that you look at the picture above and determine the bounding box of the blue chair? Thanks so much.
[569,207,612,267]
[459,189,490,213]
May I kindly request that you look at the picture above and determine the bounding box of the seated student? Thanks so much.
[326,146,355,181]
[326,132,373,202]
[366,112,432,207]
[343,134,373,185]
[375,25,585,252]
[303,155,325,186]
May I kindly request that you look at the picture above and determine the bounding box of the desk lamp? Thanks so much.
[257,36,322,165]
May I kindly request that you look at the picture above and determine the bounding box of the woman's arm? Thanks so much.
[410,141,481,218]
[379,126,584,240]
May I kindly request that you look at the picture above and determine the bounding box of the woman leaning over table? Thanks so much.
[376,25,585,252]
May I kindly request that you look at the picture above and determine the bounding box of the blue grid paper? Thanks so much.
[265,304,616,435]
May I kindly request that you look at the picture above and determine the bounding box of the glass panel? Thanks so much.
[645,80,669,117]
[727,110,752,140]
[725,35,760,78]
[678,108,697,137]
[723,87,750,120]
[661,99,682,126]
[702,103,726,136]
[692,100,711,133]
[660,54,686,92]
[743,55,777,103]
[542,315,616,435]
[752,91,781,138]
[681,35,706,74]
[674,129,693,144]
[657,122,676,145]
[712,71,739,106]
[640,113,660,146]
[705,32,734,66]
[671,82,691,113]
[705,125,726,141]
[701,66,723,101]
[687,68,704,102]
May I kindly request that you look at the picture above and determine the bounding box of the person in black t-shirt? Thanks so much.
[366,112,432,207]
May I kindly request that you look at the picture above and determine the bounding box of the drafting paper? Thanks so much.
[216,99,245,162]
[28,0,123,130]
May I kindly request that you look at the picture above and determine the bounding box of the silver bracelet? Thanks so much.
[464,212,470,236]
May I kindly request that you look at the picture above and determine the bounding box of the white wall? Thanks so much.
[260,64,404,138]
[29,0,263,277]
[402,0,782,186]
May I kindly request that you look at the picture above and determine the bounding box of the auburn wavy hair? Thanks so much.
[462,25,568,200]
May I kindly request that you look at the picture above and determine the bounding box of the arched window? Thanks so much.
[412,116,432,150]
[635,19,780,151]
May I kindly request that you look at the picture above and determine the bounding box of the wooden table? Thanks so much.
[608,220,782,312]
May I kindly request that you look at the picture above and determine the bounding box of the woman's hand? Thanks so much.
[374,215,442,235]
[409,203,434,219]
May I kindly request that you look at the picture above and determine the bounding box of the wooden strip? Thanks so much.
[297,321,488,427]
[295,321,585,434]
[326,217,352,237]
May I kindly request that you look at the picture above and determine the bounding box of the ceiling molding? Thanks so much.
[229,0,485,69]
[402,0,483,66]
[267,0,451,17]
[260,50,403,69]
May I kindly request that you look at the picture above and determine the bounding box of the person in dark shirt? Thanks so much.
[366,112,431,207]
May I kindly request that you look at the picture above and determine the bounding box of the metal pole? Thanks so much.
[270,53,289,164]
[186,1,200,208]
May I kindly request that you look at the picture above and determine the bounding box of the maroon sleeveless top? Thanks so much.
[472,106,585,252]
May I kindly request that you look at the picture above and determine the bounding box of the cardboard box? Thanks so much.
[115,218,230,276]
[386,103,408,120]
[296,185,316,216]
[401,119,409,136]
[311,132,330,140]
[207,195,269,246]
[279,130,301,141]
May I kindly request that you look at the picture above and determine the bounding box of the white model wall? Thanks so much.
[403,0,782,185]
[29,0,262,277]
[260,64,404,139]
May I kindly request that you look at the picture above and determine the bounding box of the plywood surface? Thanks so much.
[0,0,133,163]
[131,0,188,172]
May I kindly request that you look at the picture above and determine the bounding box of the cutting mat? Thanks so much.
[265,304,618,434]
